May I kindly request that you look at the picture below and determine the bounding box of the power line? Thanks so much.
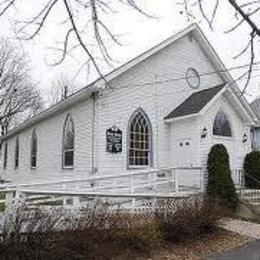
[41,61,260,100]
[112,61,260,90]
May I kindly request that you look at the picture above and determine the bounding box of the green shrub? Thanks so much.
[207,144,238,210]
[243,151,260,189]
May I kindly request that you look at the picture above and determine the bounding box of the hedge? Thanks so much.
[207,144,238,210]
[243,151,260,189]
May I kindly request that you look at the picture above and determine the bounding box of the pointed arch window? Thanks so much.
[3,141,7,169]
[213,110,232,137]
[128,109,152,167]
[62,114,75,168]
[31,130,37,168]
[14,137,19,169]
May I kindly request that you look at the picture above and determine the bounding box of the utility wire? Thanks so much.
[42,61,260,101]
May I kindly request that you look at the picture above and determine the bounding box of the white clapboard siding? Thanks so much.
[0,30,251,186]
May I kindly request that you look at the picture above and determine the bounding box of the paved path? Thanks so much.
[219,218,260,239]
[205,240,260,260]
[205,218,260,259]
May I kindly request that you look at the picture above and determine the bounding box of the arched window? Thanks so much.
[3,141,7,169]
[213,110,232,137]
[31,130,37,168]
[14,137,19,169]
[128,109,152,167]
[62,114,75,168]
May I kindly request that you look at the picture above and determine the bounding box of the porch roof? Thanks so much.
[164,83,226,120]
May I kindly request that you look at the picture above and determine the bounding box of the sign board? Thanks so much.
[106,126,122,153]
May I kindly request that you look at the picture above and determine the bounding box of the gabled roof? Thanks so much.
[164,84,225,120]
[250,98,260,121]
[0,23,257,140]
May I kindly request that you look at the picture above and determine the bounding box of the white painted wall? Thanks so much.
[96,34,223,174]
[199,94,251,170]
[1,98,94,184]
[1,32,250,185]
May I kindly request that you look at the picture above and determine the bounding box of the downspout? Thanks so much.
[91,92,96,174]
[154,74,159,168]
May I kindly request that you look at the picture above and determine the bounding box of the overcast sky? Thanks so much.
[0,0,260,103]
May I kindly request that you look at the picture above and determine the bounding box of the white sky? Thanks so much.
[0,0,260,103]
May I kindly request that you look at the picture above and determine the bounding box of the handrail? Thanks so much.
[0,166,203,189]
[17,188,195,199]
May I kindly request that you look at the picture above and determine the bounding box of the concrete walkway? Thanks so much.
[205,218,260,259]
[205,240,260,260]
[219,218,260,239]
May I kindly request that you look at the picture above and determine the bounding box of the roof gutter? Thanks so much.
[164,113,199,123]
[1,85,99,141]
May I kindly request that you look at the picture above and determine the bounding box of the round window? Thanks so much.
[185,68,200,89]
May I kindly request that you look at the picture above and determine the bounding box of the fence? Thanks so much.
[0,167,205,211]
[231,169,244,188]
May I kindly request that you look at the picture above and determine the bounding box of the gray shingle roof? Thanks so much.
[250,98,260,121]
[164,83,226,120]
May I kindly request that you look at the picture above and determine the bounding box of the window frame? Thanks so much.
[3,141,7,170]
[14,137,19,169]
[30,130,37,169]
[62,114,75,169]
[212,109,232,138]
[127,108,153,169]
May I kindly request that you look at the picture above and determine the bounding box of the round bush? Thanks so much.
[243,151,260,189]
[207,144,238,210]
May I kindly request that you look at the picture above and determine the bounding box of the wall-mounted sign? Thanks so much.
[106,126,122,153]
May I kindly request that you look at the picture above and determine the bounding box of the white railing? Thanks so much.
[232,169,244,188]
[238,189,260,201]
[0,167,205,210]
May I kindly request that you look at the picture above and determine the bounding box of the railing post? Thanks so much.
[152,197,156,212]
[131,197,136,211]
[62,183,67,206]
[130,174,134,193]
[73,184,80,207]
[153,171,157,191]
[200,169,204,192]
[175,170,179,193]
[5,191,14,209]
[130,175,136,211]
[171,169,175,189]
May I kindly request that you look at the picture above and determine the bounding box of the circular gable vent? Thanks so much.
[185,68,200,89]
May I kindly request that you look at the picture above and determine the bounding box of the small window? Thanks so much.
[3,141,7,169]
[31,130,37,168]
[14,137,19,169]
[213,110,232,137]
[62,115,75,168]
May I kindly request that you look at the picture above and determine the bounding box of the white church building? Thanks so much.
[0,24,257,191]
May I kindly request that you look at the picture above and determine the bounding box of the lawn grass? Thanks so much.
[36,200,63,206]
[0,202,5,212]
[0,192,5,200]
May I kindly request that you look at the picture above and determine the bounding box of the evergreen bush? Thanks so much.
[243,151,260,189]
[207,144,238,210]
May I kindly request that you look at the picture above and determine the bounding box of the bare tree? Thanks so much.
[0,1,259,93]
[48,74,76,105]
[0,0,149,86]
[179,0,260,94]
[0,39,43,135]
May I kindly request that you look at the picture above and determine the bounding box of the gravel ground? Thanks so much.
[148,229,253,260]
[218,218,260,239]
